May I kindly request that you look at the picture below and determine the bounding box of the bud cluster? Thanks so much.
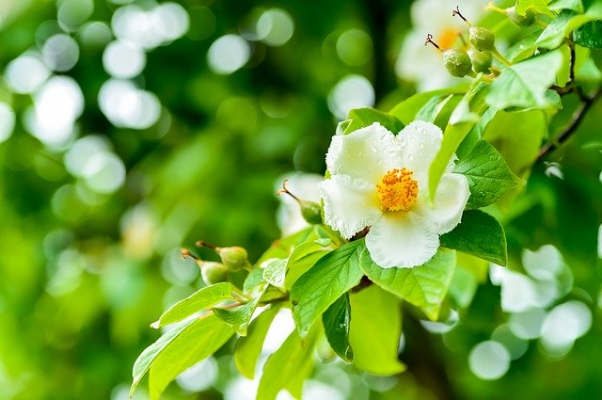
[425,4,524,78]
[182,242,252,285]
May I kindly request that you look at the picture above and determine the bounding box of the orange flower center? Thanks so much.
[439,27,461,50]
[376,168,418,212]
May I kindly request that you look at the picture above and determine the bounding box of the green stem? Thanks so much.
[491,47,512,67]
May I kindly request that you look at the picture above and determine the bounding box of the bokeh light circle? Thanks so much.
[0,103,16,143]
[256,8,295,46]
[5,52,51,94]
[103,40,146,78]
[207,34,250,75]
[469,341,511,380]
[42,33,80,72]
[328,74,374,120]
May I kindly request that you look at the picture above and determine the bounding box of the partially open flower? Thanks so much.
[318,122,469,268]
[395,0,486,90]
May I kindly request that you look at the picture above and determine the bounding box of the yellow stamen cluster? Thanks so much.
[377,168,419,212]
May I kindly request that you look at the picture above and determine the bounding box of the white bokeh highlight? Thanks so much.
[207,34,250,75]
[327,75,374,120]
[540,301,592,357]
[103,40,146,78]
[27,76,84,148]
[5,52,51,94]
[176,357,218,393]
[256,8,294,46]
[98,79,161,129]
[0,103,16,143]
[469,341,511,380]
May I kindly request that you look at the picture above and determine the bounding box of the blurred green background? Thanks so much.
[0,0,601,399]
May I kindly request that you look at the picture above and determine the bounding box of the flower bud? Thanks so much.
[506,6,535,27]
[468,49,492,73]
[469,26,496,52]
[217,246,249,272]
[443,49,473,78]
[300,200,323,225]
[200,262,228,285]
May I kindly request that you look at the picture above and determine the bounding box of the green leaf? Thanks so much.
[322,293,353,362]
[428,83,489,202]
[506,32,540,63]
[234,303,282,379]
[344,107,404,135]
[389,87,466,125]
[359,249,456,320]
[448,253,489,308]
[482,110,547,177]
[454,140,522,209]
[549,0,584,12]
[244,267,267,294]
[575,46,602,83]
[536,10,577,49]
[130,315,234,400]
[432,95,463,129]
[348,286,405,375]
[415,94,464,129]
[336,119,352,135]
[255,225,330,266]
[516,0,554,16]
[131,320,192,396]
[151,282,233,328]
[440,209,507,265]
[262,258,287,291]
[573,20,602,49]
[486,50,565,110]
[448,265,479,308]
[257,326,319,400]
[536,6,602,49]
[213,296,262,336]
[415,95,446,123]
[290,240,365,338]
[285,239,332,290]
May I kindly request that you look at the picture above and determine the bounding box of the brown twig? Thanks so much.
[537,88,602,161]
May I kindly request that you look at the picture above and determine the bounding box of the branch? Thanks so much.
[537,88,602,161]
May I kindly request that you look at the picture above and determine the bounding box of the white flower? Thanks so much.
[318,121,469,268]
[275,172,323,236]
[395,0,487,91]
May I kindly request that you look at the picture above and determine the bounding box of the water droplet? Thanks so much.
[408,154,414,161]
[489,154,498,161]
[419,143,425,149]
[478,191,486,197]
[358,152,364,157]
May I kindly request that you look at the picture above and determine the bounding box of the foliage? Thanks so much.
[131,1,602,397]
[1,0,602,400]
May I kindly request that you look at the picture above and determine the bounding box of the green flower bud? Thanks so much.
[443,49,473,78]
[300,200,323,225]
[506,6,535,27]
[469,26,496,52]
[217,246,249,272]
[468,49,492,73]
[200,262,228,285]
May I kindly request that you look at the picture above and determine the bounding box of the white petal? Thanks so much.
[416,172,470,234]
[318,175,382,239]
[365,211,439,268]
[396,120,443,186]
[326,123,398,184]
